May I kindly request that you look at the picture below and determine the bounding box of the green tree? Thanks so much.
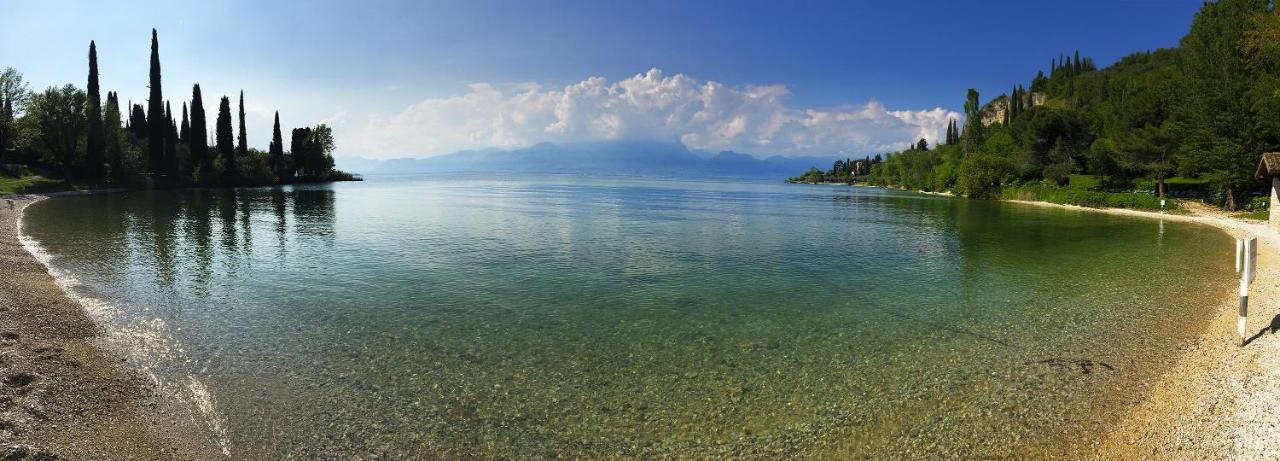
[190,84,210,177]
[179,102,188,144]
[961,88,983,153]
[269,111,284,179]
[237,90,247,159]
[216,95,235,177]
[85,41,104,183]
[104,91,127,182]
[22,85,86,179]
[147,28,164,177]
[0,68,30,165]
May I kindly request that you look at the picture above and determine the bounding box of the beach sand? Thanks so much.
[0,196,220,460]
[1006,200,1280,458]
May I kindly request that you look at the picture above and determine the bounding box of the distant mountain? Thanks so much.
[334,141,840,179]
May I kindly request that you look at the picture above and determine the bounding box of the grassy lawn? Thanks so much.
[0,175,71,195]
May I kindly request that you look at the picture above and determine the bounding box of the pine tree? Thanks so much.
[216,95,236,177]
[269,111,284,179]
[190,84,210,177]
[86,40,104,182]
[147,29,165,177]
[237,90,247,159]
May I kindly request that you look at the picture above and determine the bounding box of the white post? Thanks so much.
[1239,238,1257,346]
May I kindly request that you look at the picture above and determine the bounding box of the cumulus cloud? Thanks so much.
[345,68,959,158]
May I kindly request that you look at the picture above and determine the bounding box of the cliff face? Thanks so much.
[980,92,1048,127]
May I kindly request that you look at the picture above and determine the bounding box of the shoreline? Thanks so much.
[0,196,220,459]
[1004,199,1280,458]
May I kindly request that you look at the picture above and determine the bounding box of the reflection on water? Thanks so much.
[21,176,1233,458]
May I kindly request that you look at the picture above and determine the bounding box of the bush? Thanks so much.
[1000,182,1172,210]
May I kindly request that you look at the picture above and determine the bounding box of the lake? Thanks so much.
[20,174,1234,458]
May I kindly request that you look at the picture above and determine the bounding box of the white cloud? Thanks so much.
[344,68,959,158]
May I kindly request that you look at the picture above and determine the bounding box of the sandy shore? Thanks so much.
[1005,199,1280,458]
[0,196,221,460]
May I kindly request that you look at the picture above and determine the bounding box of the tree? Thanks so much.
[85,41,105,182]
[164,100,176,176]
[216,95,235,176]
[146,29,166,177]
[269,111,284,179]
[104,91,127,181]
[961,89,983,153]
[0,68,30,165]
[179,103,189,144]
[190,84,209,177]
[916,138,929,151]
[128,103,147,140]
[22,85,86,179]
[237,90,247,159]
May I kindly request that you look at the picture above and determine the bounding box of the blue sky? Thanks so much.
[1,0,1202,158]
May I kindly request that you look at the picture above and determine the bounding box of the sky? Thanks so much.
[1,0,1202,159]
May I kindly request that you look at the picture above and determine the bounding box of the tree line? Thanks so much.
[809,0,1279,210]
[0,29,353,189]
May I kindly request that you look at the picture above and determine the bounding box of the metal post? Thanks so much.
[1239,238,1257,347]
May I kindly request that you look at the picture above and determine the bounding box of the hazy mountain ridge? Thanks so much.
[335,141,839,179]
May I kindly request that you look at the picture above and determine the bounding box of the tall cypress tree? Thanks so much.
[180,102,189,144]
[147,29,165,177]
[216,95,236,177]
[130,104,148,140]
[104,92,125,182]
[1073,50,1082,75]
[165,101,176,174]
[237,90,247,159]
[269,111,284,179]
[190,84,210,177]
[86,40,104,182]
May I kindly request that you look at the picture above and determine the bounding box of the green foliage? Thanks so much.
[0,174,68,195]
[1000,182,1171,210]
[215,95,235,177]
[792,0,1280,212]
[0,29,351,191]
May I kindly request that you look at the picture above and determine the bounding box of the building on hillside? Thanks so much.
[980,97,1008,127]
[1255,153,1280,229]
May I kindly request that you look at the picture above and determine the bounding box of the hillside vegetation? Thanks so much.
[799,0,1280,211]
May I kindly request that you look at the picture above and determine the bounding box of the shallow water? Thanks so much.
[21,175,1234,457]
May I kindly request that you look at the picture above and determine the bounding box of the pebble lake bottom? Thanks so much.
[20,174,1234,458]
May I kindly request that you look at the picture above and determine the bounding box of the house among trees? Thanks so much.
[1256,153,1280,229]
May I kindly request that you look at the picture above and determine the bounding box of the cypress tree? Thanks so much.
[147,28,164,177]
[86,40,104,182]
[237,90,247,159]
[180,102,189,144]
[165,101,176,174]
[216,95,236,177]
[1073,50,1081,75]
[104,92,125,182]
[130,104,148,140]
[269,111,284,179]
[190,84,210,177]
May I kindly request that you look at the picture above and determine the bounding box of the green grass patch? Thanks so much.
[1066,174,1100,189]
[0,175,71,195]
[1001,182,1173,211]
[1235,209,1270,221]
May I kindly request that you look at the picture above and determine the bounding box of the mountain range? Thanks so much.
[333,141,840,179]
